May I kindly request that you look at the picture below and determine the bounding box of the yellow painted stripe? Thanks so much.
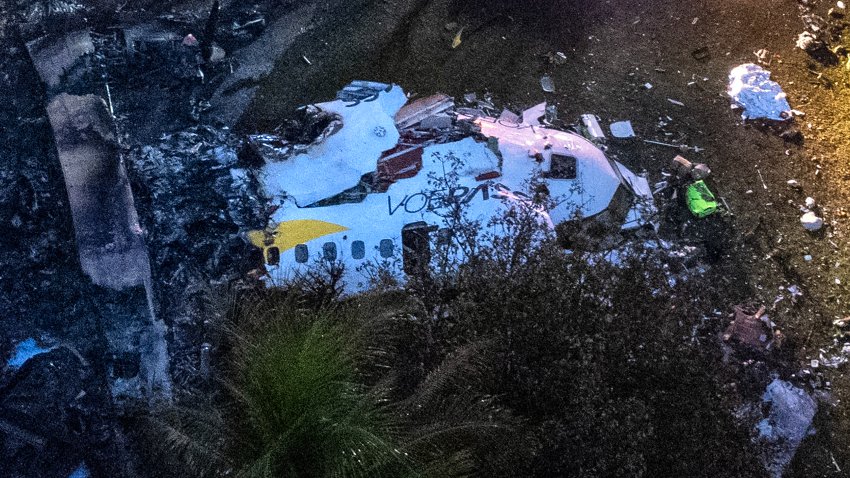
[249,219,349,254]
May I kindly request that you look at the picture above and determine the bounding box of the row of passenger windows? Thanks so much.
[266,239,395,265]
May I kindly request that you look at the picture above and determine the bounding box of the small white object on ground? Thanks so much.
[540,75,555,93]
[804,254,813,262]
[609,120,636,138]
[805,197,816,208]
[728,63,792,121]
[643,82,653,89]
[667,98,685,106]
[801,211,824,231]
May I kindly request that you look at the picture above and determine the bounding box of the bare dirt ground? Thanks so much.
[241,0,850,475]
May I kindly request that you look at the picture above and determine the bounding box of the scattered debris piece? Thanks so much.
[757,379,817,478]
[691,163,711,180]
[544,104,558,123]
[805,197,816,209]
[609,120,635,138]
[546,51,567,65]
[800,211,824,231]
[667,98,685,106]
[7,338,54,369]
[723,305,775,355]
[451,26,465,49]
[685,180,718,218]
[580,114,605,141]
[728,64,792,121]
[672,155,694,177]
[643,82,653,89]
[720,196,733,215]
[643,139,703,153]
[301,55,312,65]
[795,31,836,64]
[498,108,522,125]
[26,30,95,89]
[757,167,768,190]
[540,75,556,93]
[395,93,455,130]
[787,179,801,189]
[68,463,91,478]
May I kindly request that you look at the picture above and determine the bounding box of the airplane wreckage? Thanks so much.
[247,81,656,292]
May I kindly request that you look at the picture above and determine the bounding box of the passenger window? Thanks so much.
[379,239,394,258]
[548,154,577,179]
[323,242,337,261]
[294,244,308,263]
[266,246,280,265]
[351,240,365,259]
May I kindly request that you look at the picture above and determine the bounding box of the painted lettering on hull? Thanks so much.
[387,183,498,216]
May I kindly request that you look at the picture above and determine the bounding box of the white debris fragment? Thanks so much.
[643,82,653,89]
[667,98,685,106]
[805,197,816,209]
[757,379,817,478]
[839,1,846,9]
[728,63,793,121]
[796,32,819,52]
[801,211,824,231]
[787,179,801,188]
[540,75,556,93]
[804,254,813,262]
[609,120,636,138]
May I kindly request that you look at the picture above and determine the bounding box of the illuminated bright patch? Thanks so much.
[248,219,349,253]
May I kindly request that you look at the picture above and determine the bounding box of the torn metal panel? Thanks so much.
[375,142,425,191]
[395,93,455,130]
[47,93,150,290]
[26,30,93,90]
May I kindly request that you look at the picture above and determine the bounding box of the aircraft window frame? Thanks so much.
[548,154,578,180]
[351,240,366,259]
[379,239,394,258]
[323,242,337,261]
[266,246,280,266]
[294,244,309,263]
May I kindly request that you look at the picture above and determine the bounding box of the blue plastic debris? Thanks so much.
[7,338,53,369]
[68,463,90,478]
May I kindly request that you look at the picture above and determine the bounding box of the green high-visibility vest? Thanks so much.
[686,180,718,218]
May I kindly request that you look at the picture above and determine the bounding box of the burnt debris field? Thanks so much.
[4,0,850,477]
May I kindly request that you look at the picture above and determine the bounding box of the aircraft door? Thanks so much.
[401,221,435,275]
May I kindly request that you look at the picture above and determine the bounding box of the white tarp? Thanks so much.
[728,64,792,121]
